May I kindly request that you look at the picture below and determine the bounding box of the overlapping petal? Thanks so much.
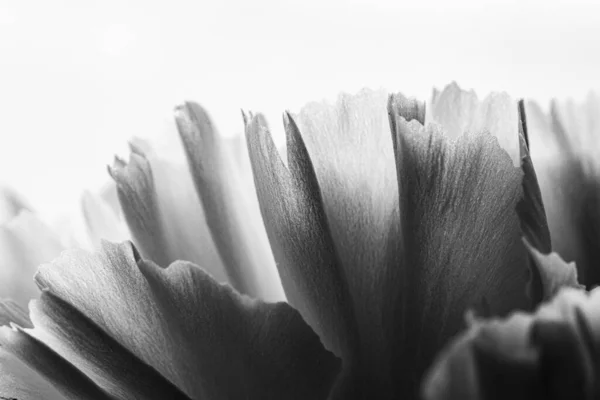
[428,82,520,165]
[0,348,70,400]
[175,103,285,301]
[423,285,600,400]
[0,241,339,399]
[246,88,532,398]
[389,96,531,393]
[109,140,228,282]
[2,82,595,399]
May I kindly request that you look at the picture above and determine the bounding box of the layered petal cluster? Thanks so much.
[244,86,536,398]
[0,82,595,399]
[109,108,285,301]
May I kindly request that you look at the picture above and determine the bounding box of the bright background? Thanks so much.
[1,0,599,222]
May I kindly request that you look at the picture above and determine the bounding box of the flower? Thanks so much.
[0,83,591,399]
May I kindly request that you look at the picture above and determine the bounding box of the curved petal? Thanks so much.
[0,211,63,308]
[33,241,340,399]
[109,141,227,282]
[423,286,600,399]
[175,103,285,301]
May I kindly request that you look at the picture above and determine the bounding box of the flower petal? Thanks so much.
[0,299,31,328]
[248,88,531,398]
[389,95,531,394]
[294,89,405,390]
[245,112,356,367]
[0,348,67,400]
[0,320,121,400]
[175,102,285,301]
[423,287,600,399]
[515,101,551,305]
[99,180,122,218]
[34,241,339,399]
[527,99,600,287]
[524,240,584,300]
[109,142,227,282]
[428,82,520,165]
[516,100,552,254]
[0,211,63,307]
[15,291,191,399]
[81,189,129,248]
[248,89,415,397]
[108,150,169,266]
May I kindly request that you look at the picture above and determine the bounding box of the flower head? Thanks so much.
[0,83,593,399]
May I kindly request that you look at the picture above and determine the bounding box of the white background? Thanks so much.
[1,0,599,221]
